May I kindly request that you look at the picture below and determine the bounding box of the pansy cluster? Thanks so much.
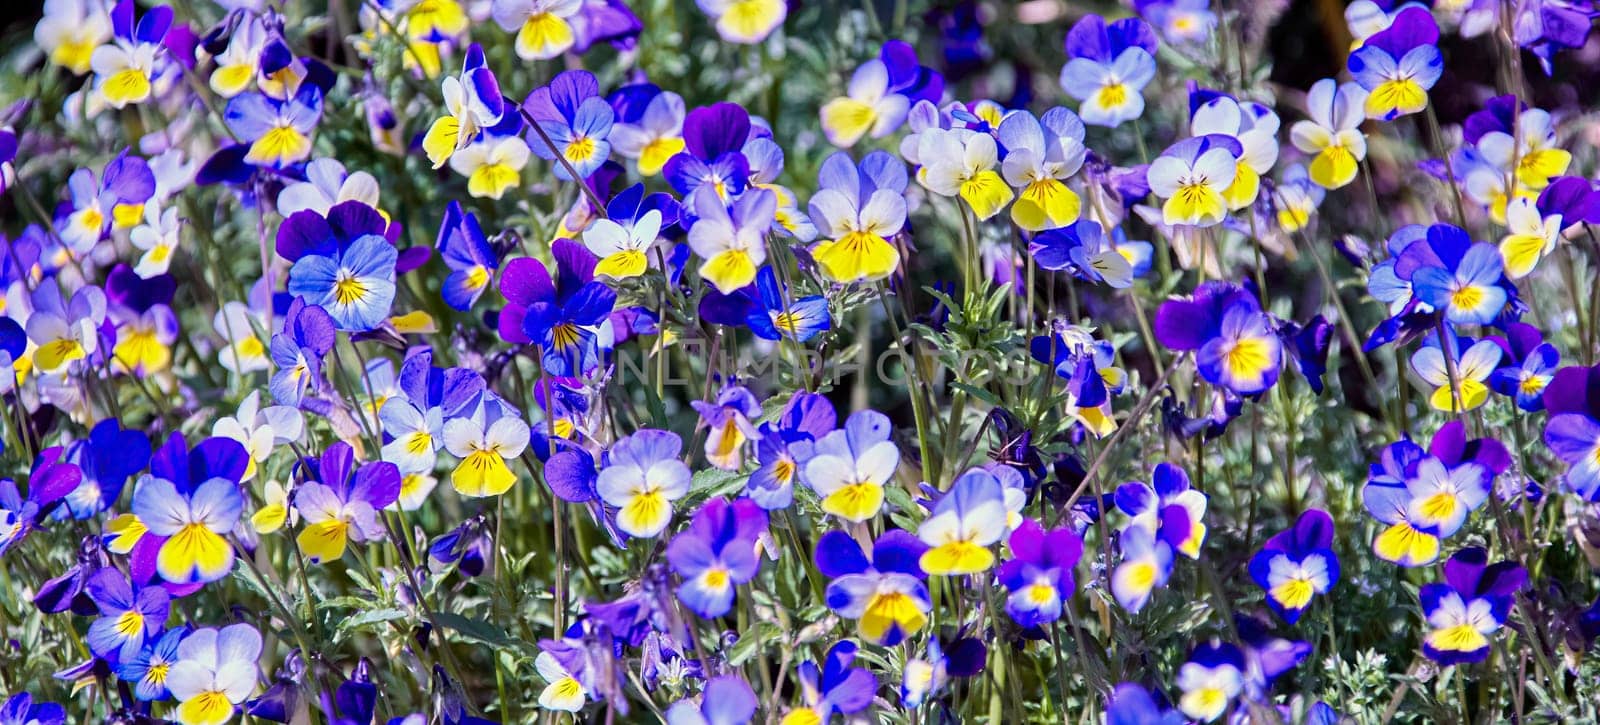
[4,0,1600,723]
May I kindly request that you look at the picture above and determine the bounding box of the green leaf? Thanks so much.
[433,611,535,656]
[727,621,783,666]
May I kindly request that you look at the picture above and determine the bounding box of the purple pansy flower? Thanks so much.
[665,497,767,618]
[1248,509,1339,624]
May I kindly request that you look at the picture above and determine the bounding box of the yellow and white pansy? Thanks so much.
[207,14,268,98]
[213,301,271,375]
[609,90,687,177]
[998,107,1088,230]
[1146,135,1240,228]
[1289,79,1369,190]
[1190,95,1280,210]
[584,209,663,280]
[212,391,304,482]
[379,398,443,475]
[422,45,504,169]
[594,429,694,538]
[442,413,529,498]
[449,135,531,200]
[34,0,113,75]
[1499,196,1564,279]
[1476,108,1570,191]
[916,128,1014,221]
[130,205,181,278]
[820,58,912,148]
[696,0,788,45]
[492,0,584,60]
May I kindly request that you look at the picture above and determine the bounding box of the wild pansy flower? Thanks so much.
[1110,525,1173,613]
[1420,547,1527,664]
[1289,79,1369,190]
[214,299,272,375]
[1147,135,1241,227]
[687,187,775,293]
[609,86,686,176]
[212,390,303,482]
[85,567,169,663]
[380,395,443,475]
[434,201,498,311]
[1489,322,1558,412]
[130,205,181,278]
[1499,176,1599,278]
[267,298,336,406]
[899,638,949,709]
[1248,509,1339,624]
[105,265,177,377]
[1364,422,1506,565]
[1059,14,1158,127]
[1156,281,1283,395]
[1272,164,1324,234]
[1138,0,1216,44]
[584,207,663,280]
[1411,331,1502,412]
[1347,7,1442,121]
[1189,89,1280,211]
[747,391,836,509]
[89,0,172,108]
[206,13,268,98]
[1116,462,1206,558]
[118,626,185,702]
[0,451,81,555]
[780,641,877,725]
[597,429,692,538]
[916,128,1013,221]
[293,442,401,563]
[666,675,758,725]
[1406,225,1508,327]
[443,410,530,497]
[58,151,156,253]
[278,158,383,218]
[808,150,907,283]
[166,623,262,725]
[691,383,762,471]
[1176,641,1245,722]
[999,519,1083,628]
[815,530,930,645]
[451,133,531,200]
[522,69,613,180]
[535,643,591,712]
[1542,363,1600,500]
[1104,683,1185,725]
[61,419,150,519]
[1030,220,1135,289]
[423,44,505,169]
[666,102,754,211]
[1476,105,1569,191]
[277,201,399,332]
[998,107,1088,230]
[803,409,898,523]
[665,497,767,618]
[129,434,248,584]
[498,243,589,345]
[0,694,64,725]
[509,245,617,377]
[746,266,830,342]
[24,284,105,376]
[35,0,113,75]
[917,468,1007,575]
[696,0,786,44]
[493,0,583,60]
[819,54,912,148]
